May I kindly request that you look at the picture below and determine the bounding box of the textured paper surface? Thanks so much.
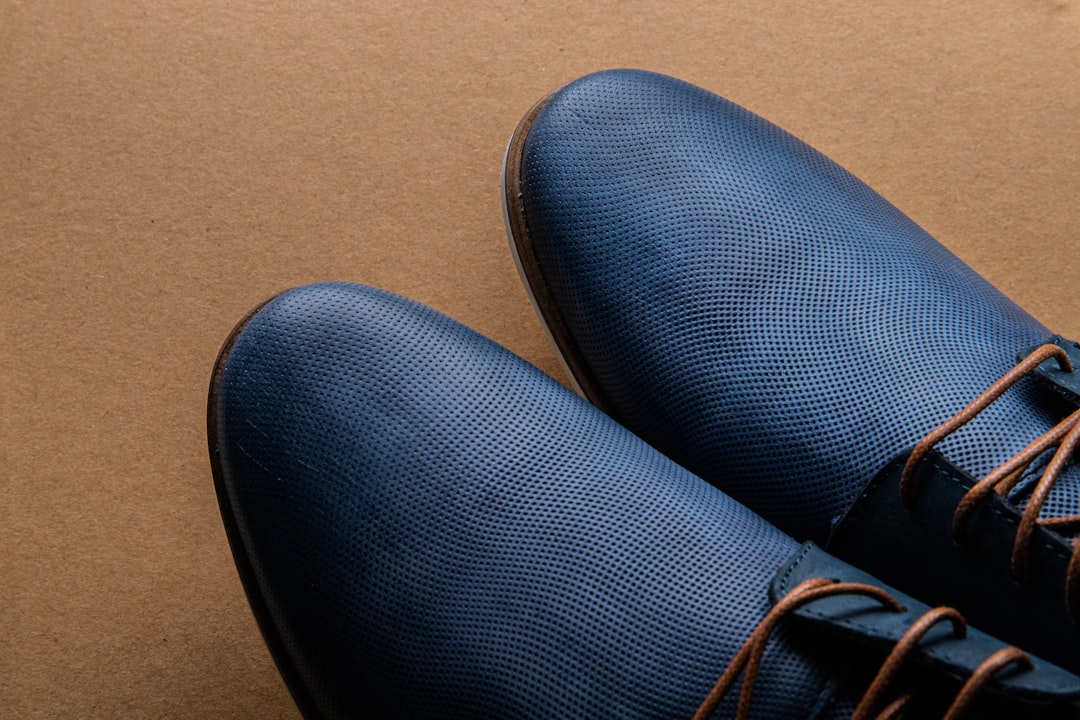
[4,1,1079,716]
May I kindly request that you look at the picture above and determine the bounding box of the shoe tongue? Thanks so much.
[939,335,1080,528]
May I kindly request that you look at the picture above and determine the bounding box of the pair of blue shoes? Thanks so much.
[208,70,1080,718]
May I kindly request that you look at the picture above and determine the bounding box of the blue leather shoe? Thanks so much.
[209,282,1080,718]
[503,69,1080,677]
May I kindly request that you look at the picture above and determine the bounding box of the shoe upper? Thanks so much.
[506,69,1080,674]
[210,282,836,719]
[208,283,1075,718]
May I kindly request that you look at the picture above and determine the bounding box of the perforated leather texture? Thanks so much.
[513,69,1078,543]
[211,282,855,719]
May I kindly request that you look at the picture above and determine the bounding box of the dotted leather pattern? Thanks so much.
[516,69,1077,543]
[211,282,853,719]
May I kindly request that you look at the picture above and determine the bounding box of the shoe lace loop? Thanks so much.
[691,578,1032,720]
[898,343,1080,618]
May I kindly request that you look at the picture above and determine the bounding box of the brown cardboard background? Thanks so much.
[3,1,1079,716]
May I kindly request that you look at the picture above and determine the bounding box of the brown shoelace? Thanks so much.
[691,578,1033,720]
[897,344,1080,618]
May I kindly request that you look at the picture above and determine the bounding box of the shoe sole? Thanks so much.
[501,85,615,415]
[206,293,322,720]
